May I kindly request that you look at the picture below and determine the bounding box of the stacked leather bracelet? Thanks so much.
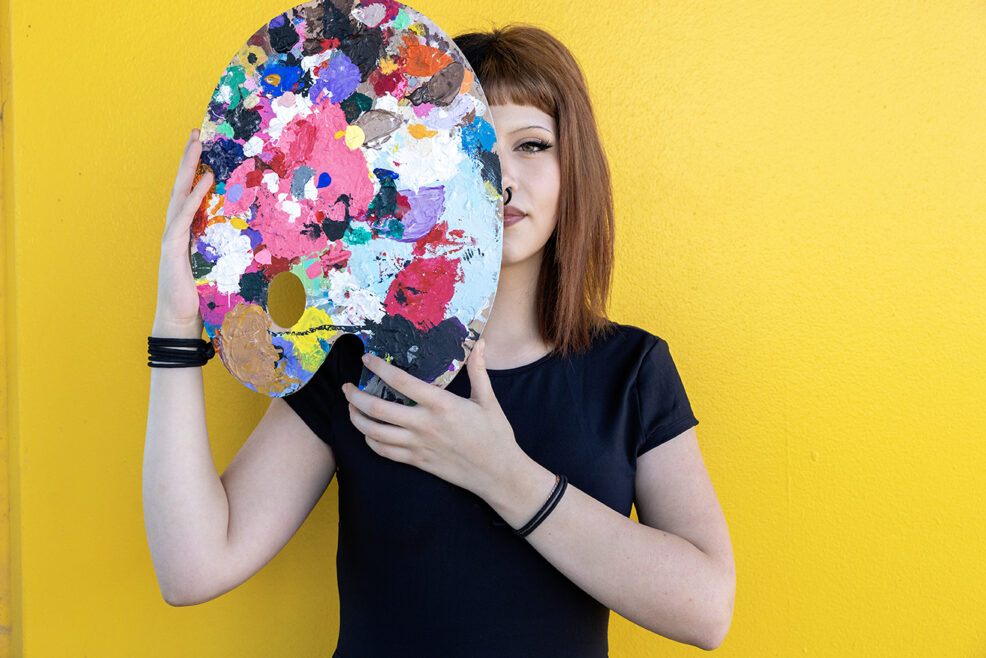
[147,337,215,368]
[514,474,568,538]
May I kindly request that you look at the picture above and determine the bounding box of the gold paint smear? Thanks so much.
[219,304,297,396]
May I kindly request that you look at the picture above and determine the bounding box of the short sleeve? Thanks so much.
[283,334,364,449]
[635,338,699,456]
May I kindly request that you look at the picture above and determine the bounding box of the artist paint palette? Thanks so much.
[191,0,502,398]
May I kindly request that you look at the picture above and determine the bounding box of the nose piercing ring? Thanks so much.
[504,187,513,205]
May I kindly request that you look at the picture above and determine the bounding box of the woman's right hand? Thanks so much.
[153,129,215,338]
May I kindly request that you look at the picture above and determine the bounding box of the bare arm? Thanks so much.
[488,426,735,650]
[143,384,335,606]
[142,131,336,605]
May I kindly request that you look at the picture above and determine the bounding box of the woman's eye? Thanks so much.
[517,140,553,153]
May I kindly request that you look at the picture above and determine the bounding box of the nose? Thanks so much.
[499,152,516,206]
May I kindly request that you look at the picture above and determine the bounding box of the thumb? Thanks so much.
[467,338,496,407]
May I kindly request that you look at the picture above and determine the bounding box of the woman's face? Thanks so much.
[489,103,561,269]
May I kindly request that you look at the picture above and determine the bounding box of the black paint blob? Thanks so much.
[476,150,502,191]
[201,138,245,183]
[340,28,384,81]
[362,314,468,385]
[365,169,398,224]
[226,103,262,141]
[322,194,353,241]
[238,271,269,304]
[321,1,355,42]
[268,15,300,53]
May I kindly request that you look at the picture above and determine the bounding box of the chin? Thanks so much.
[500,244,545,270]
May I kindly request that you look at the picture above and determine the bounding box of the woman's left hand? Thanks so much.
[342,339,526,501]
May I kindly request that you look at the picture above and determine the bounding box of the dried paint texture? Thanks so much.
[192,0,502,398]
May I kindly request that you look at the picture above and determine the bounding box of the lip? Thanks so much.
[503,209,526,227]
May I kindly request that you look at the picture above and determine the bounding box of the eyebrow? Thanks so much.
[507,125,554,135]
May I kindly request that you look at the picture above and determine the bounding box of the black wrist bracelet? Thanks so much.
[147,336,215,368]
[515,474,568,538]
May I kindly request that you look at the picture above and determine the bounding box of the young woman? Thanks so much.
[144,24,734,656]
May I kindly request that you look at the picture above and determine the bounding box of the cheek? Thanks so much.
[540,164,562,217]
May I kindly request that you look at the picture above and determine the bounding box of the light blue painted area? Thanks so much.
[443,157,502,321]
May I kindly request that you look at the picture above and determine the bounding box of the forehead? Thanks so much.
[489,104,556,133]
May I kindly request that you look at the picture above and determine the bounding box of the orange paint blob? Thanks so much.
[401,40,453,77]
[408,124,438,139]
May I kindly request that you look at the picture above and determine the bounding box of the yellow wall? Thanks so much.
[1,0,13,653]
[3,0,985,655]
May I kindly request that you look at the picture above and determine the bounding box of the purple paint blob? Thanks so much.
[310,52,361,103]
[226,183,244,204]
[195,237,219,263]
[399,186,446,241]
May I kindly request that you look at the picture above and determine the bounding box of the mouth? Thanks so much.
[503,209,526,227]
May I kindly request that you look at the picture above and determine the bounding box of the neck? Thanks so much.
[481,254,551,369]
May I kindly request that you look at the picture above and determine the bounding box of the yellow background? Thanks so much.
[2,0,985,655]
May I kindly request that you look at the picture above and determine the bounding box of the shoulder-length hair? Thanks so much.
[454,25,615,355]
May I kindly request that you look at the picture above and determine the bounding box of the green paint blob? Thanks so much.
[381,217,405,240]
[393,9,410,30]
[344,226,372,245]
[340,92,373,123]
[216,122,235,138]
[213,65,248,109]
[191,252,214,279]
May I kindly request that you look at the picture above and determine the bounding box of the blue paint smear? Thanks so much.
[459,115,497,156]
[258,63,303,95]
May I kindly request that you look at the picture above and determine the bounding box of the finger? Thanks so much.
[164,170,214,244]
[364,435,416,464]
[361,353,443,407]
[170,130,203,202]
[166,130,206,220]
[343,383,419,428]
[347,403,414,447]
[467,339,496,407]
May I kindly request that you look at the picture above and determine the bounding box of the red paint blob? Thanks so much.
[384,255,461,329]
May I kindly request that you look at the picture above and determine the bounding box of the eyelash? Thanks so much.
[517,140,553,153]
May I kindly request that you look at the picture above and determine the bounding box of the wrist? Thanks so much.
[151,316,203,339]
[481,448,557,530]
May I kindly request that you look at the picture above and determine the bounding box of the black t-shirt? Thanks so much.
[285,323,699,657]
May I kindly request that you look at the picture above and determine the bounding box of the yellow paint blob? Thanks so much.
[236,44,267,77]
[379,57,399,74]
[286,307,337,372]
[344,125,365,150]
[230,216,248,230]
[408,124,438,139]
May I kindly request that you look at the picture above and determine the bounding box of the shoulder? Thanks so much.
[580,321,670,372]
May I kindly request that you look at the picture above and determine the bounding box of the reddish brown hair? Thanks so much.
[455,25,615,355]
